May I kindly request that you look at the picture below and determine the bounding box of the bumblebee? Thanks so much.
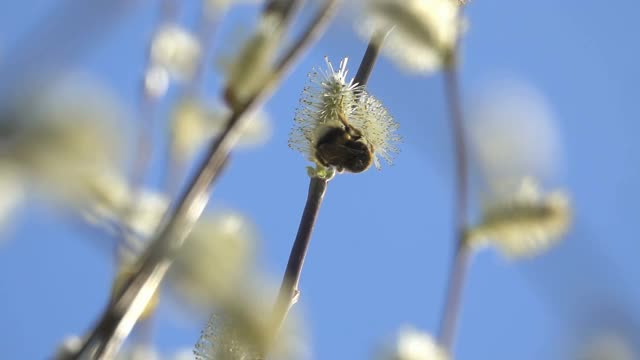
[313,96,374,173]
[314,125,373,173]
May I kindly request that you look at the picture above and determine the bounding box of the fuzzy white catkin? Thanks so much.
[290,57,401,170]
[144,65,170,98]
[381,327,449,360]
[222,12,282,108]
[0,74,129,209]
[194,281,310,360]
[358,0,463,73]
[171,98,272,159]
[467,178,571,259]
[168,211,256,308]
[78,173,171,260]
[151,25,201,82]
[466,79,571,259]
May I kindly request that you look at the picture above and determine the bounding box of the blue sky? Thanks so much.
[1,0,639,359]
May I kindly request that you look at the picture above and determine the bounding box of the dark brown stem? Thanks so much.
[69,1,338,358]
[437,235,470,350]
[353,30,390,87]
[436,59,470,351]
[271,177,328,333]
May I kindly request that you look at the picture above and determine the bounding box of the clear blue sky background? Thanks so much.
[1,0,639,359]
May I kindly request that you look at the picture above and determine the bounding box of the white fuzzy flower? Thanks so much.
[350,93,401,169]
[79,173,171,259]
[381,327,449,360]
[194,281,308,360]
[168,211,256,307]
[289,57,400,173]
[467,79,571,259]
[359,0,463,73]
[221,13,282,108]
[0,74,128,207]
[466,177,571,259]
[144,65,170,98]
[151,25,201,82]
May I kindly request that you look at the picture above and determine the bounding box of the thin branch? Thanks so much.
[270,176,328,334]
[437,232,470,350]
[436,37,471,353]
[268,28,389,346]
[353,29,390,87]
[69,1,339,358]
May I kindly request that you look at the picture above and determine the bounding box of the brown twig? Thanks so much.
[270,176,328,334]
[353,30,390,86]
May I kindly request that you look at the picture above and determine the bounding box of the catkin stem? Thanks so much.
[68,1,339,358]
[436,58,471,351]
[271,176,328,334]
[353,29,390,86]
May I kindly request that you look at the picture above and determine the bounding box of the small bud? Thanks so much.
[379,327,449,360]
[144,65,170,98]
[151,25,201,82]
[170,98,271,160]
[220,13,282,109]
[53,335,84,360]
